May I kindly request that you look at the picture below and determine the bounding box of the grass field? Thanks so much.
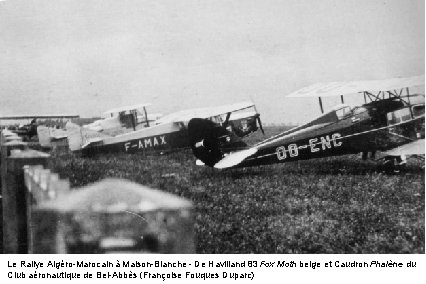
[49,126,425,254]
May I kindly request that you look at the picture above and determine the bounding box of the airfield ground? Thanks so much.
[50,126,425,254]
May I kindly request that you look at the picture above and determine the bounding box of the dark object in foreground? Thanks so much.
[32,178,194,253]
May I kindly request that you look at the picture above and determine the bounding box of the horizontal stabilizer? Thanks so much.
[103,103,152,115]
[214,148,258,169]
[156,101,255,124]
[2,129,17,136]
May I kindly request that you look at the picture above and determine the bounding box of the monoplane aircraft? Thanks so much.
[66,101,263,155]
[188,75,425,171]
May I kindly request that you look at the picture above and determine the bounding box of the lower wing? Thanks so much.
[381,139,425,156]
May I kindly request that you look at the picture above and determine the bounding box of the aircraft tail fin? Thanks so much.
[66,122,86,151]
[37,126,52,147]
[187,118,248,167]
[66,122,109,152]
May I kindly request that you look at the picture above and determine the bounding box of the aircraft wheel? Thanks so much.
[382,156,406,174]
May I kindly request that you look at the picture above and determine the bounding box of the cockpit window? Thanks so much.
[387,108,412,125]
[335,106,352,120]
[352,106,367,115]
[209,115,223,124]
[412,105,425,117]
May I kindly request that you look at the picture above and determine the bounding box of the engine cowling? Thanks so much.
[188,118,247,167]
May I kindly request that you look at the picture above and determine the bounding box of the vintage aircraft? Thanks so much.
[36,104,162,147]
[188,75,425,171]
[66,101,263,155]
[0,114,79,141]
[84,103,163,135]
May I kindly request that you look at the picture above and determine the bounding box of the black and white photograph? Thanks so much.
[0,0,424,261]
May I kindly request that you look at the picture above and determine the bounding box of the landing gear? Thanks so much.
[382,155,407,173]
[361,151,376,160]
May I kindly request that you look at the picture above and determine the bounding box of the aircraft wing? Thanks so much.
[381,139,425,156]
[156,101,255,124]
[0,114,79,119]
[103,103,152,115]
[287,74,425,98]
[214,148,258,169]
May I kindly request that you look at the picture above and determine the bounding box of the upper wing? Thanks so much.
[287,74,425,98]
[0,114,79,119]
[156,101,255,124]
[103,103,152,115]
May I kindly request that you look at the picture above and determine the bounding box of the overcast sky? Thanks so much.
[0,0,424,124]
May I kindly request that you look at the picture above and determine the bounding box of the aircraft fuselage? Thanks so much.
[237,99,425,167]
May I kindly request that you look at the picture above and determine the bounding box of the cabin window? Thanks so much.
[387,107,412,125]
[209,115,223,124]
[412,105,425,118]
[352,106,367,115]
[335,106,352,120]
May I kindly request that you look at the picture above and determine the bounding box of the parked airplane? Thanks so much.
[66,101,263,155]
[85,103,163,136]
[0,114,79,141]
[188,75,425,171]
[36,104,161,147]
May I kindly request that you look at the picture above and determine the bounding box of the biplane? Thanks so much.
[0,114,79,141]
[188,75,425,171]
[66,101,263,155]
[36,104,162,147]
[84,103,163,136]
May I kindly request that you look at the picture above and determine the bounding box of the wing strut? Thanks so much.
[318,97,324,114]
[224,112,232,125]
[406,87,410,104]
[252,104,264,135]
[143,106,150,127]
